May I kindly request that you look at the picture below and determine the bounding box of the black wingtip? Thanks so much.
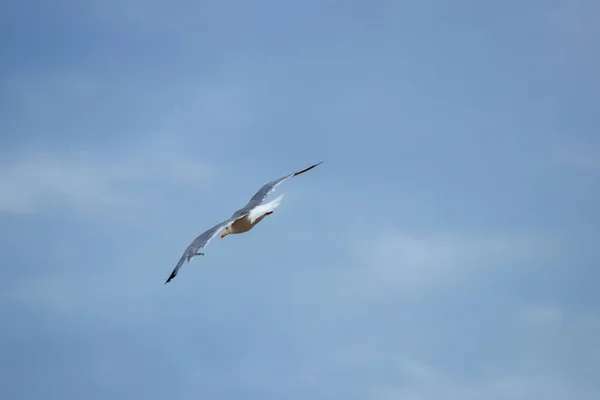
[293,161,324,177]
[165,272,176,285]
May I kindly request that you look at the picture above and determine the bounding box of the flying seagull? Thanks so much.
[165,161,323,284]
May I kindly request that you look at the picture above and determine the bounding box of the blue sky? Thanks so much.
[1,0,599,399]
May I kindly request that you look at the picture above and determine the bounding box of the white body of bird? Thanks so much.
[226,194,284,235]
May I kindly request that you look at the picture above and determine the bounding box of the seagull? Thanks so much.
[165,161,323,284]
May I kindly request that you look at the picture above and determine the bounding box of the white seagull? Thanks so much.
[165,161,323,284]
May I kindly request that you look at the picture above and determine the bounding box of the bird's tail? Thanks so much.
[268,193,284,210]
[249,194,284,224]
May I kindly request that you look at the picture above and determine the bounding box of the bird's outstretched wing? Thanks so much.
[165,161,323,284]
[245,161,323,208]
[165,218,234,284]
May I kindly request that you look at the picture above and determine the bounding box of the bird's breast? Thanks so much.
[230,214,267,234]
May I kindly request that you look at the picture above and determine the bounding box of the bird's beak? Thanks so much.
[221,231,229,238]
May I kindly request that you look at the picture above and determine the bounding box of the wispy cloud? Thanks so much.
[375,350,596,400]
[520,304,565,325]
[555,146,599,171]
[0,136,216,217]
[376,374,593,400]
[518,304,600,337]
[356,231,549,290]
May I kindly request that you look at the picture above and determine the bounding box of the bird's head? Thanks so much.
[220,227,230,238]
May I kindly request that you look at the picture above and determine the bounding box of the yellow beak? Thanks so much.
[221,230,229,238]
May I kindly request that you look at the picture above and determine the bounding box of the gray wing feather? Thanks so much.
[164,218,233,284]
[245,161,323,208]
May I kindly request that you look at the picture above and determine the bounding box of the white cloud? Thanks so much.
[397,357,438,383]
[2,61,262,220]
[375,355,595,400]
[376,375,593,400]
[520,305,564,326]
[10,272,162,324]
[518,304,600,342]
[358,231,547,289]
[0,137,216,217]
[554,146,599,171]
